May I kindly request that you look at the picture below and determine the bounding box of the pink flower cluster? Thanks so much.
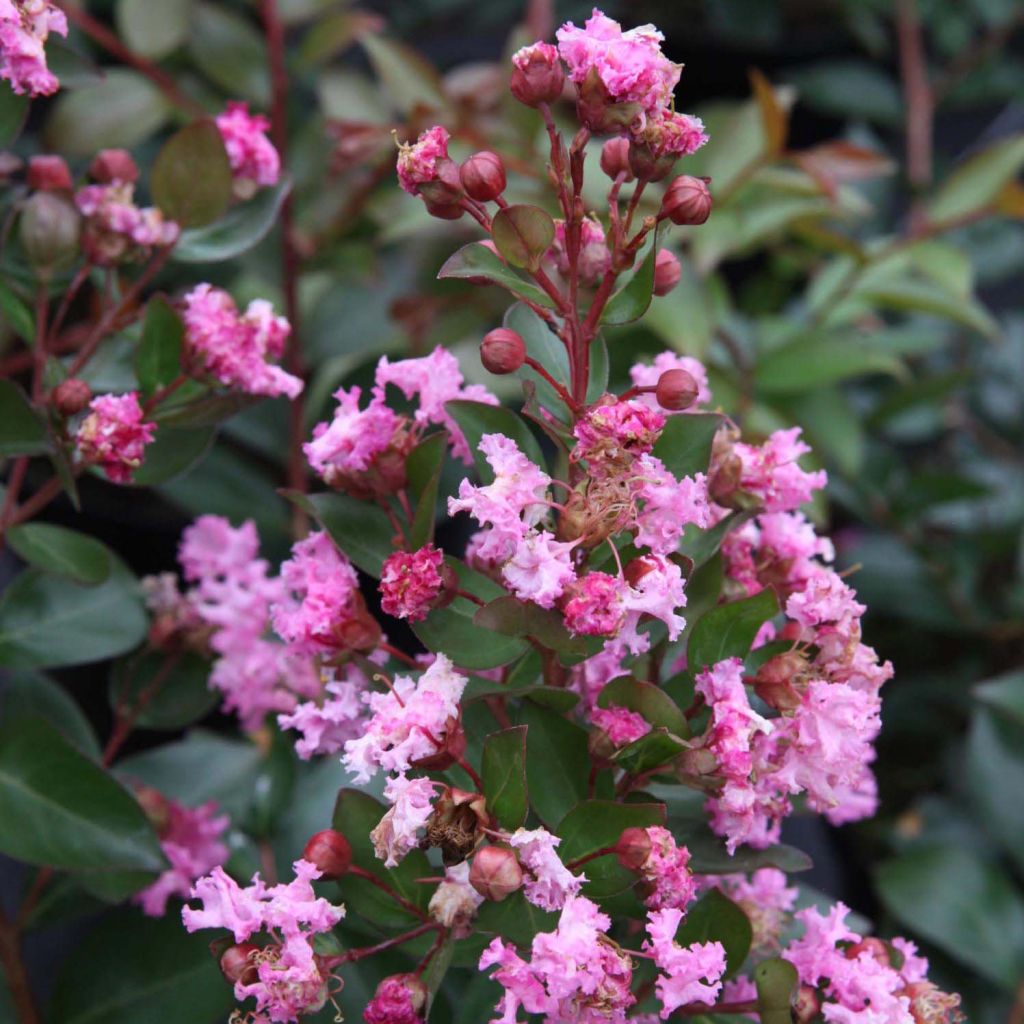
[508,827,583,911]
[75,182,179,265]
[370,774,438,867]
[380,544,447,622]
[589,703,651,745]
[181,283,302,399]
[75,392,156,484]
[215,101,281,199]
[0,0,66,96]
[732,427,827,512]
[182,859,344,1023]
[711,868,797,952]
[396,125,450,195]
[136,800,229,918]
[278,660,375,759]
[633,826,697,911]
[644,909,726,1017]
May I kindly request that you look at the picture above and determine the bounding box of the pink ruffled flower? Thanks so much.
[630,352,712,413]
[380,545,447,622]
[638,827,697,912]
[428,861,483,937]
[364,976,424,1024]
[371,774,438,868]
[503,530,577,608]
[636,109,709,158]
[713,869,797,951]
[278,664,369,759]
[304,386,401,484]
[590,704,651,746]
[563,572,626,636]
[573,398,665,469]
[270,531,361,656]
[544,218,611,285]
[342,653,467,782]
[396,125,451,196]
[785,569,866,633]
[75,182,179,264]
[734,427,827,512]
[480,896,635,1024]
[216,101,281,199]
[645,908,726,1018]
[635,455,711,555]
[182,283,302,399]
[0,0,67,96]
[619,554,688,655]
[75,392,156,484]
[509,827,583,911]
[136,800,229,917]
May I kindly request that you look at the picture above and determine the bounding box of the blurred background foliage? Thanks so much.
[1,0,1023,1021]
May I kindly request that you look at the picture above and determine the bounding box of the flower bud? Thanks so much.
[793,985,821,1024]
[27,155,72,192]
[480,328,526,375]
[655,368,698,412]
[302,829,353,879]
[587,726,616,765]
[510,42,565,107]
[652,249,681,297]
[627,142,677,184]
[660,175,712,226]
[417,159,463,208]
[469,845,524,901]
[754,651,809,711]
[365,974,428,1024]
[134,784,170,835]
[19,192,80,272]
[423,198,465,220]
[89,149,139,184]
[708,451,743,506]
[332,597,383,652]
[220,943,260,986]
[614,827,653,871]
[51,378,93,417]
[460,151,506,202]
[600,139,633,181]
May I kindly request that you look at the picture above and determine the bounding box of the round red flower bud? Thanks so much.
[510,42,565,107]
[89,149,139,185]
[220,943,260,986]
[793,985,821,1024]
[460,151,506,202]
[365,973,428,1024]
[423,199,465,220]
[600,138,633,181]
[655,368,698,411]
[480,328,526,375]
[470,845,524,902]
[653,249,682,297]
[660,175,712,226]
[27,155,72,192]
[51,378,93,417]
[302,829,353,879]
[614,826,653,871]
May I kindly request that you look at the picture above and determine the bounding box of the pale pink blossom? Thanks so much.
[630,352,712,412]
[590,704,651,745]
[509,827,583,911]
[636,109,709,157]
[429,861,483,937]
[619,555,687,655]
[380,545,447,622]
[216,101,280,198]
[563,572,626,637]
[75,392,156,484]
[371,774,438,868]
[635,455,711,555]
[638,827,696,911]
[396,125,450,195]
[278,665,368,759]
[645,908,726,1018]
[734,427,827,512]
[136,800,229,917]
[785,569,866,633]
[75,182,179,264]
[503,530,577,608]
[182,283,301,399]
[713,869,797,951]
[305,386,400,485]
[0,0,66,96]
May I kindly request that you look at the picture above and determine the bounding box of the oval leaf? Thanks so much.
[482,727,528,830]
[491,205,556,272]
[0,379,48,457]
[601,230,658,326]
[437,243,555,308]
[688,587,779,675]
[6,523,111,586]
[151,119,233,230]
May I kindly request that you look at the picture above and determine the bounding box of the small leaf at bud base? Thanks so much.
[600,139,633,181]
[417,159,463,208]
[660,175,713,226]
[460,151,506,202]
[655,367,698,411]
[469,844,524,901]
[302,829,353,879]
[423,199,465,221]
[27,155,72,192]
[652,250,682,297]
[480,327,526,375]
[491,204,556,272]
[89,149,139,184]
[587,727,616,765]
[51,378,93,417]
[793,985,821,1024]
[19,192,80,272]
[365,973,428,1024]
[614,827,653,871]
[576,66,641,135]
[754,651,808,711]
[220,943,260,986]
[708,451,743,506]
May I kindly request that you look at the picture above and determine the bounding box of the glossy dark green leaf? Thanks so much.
[507,302,571,416]
[6,522,111,585]
[974,670,1024,728]
[0,379,48,457]
[0,715,165,875]
[756,336,905,394]
[152,119,233,229]
[1,671,99,758]
[687,587,779,675]
[0,560,147,669]
[475,890,558,946]
[136,297,184,397]
[130,426,215,486]
[173,178,291,263]
[0,79,29,147]
[675,888,753,978]
[244,724,298,837]
[437,243,555,308]
[601,230,658,325]
[754,957,799,1024]
[520,702,589,826]
[651,413,722,480]
[482,727,528,830]
[152,391,259,427]
[586,334,610,403]
[406,431,447,548]
[598,676,688,736]
[491,204,556,272]
[188,2,269,104]
[445,400,545,483]
[50,910,234,1024]
[614,729,688,775]
[678,510,756,568]
[0,280,35,343]
[116,0,192,59]
[108,651,217,731]
[966,709,1024,873]
[473,597,601,661]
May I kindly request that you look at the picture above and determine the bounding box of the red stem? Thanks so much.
[523,355,578,411]
[896,0,933,233]
[0,907,37,1024]
[349,866,430,921]
[102,651,182,766]
[339,921,439,965]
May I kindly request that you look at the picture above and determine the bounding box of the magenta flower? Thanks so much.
[396,124,451,196]
[76,183,179,265]
[590,704,651,745]
[75,392,156,484]
[0,0,66,97]
[733,427,828,512]
[216,101,281,199]
[380,545,447,622]
[563,572,627,637]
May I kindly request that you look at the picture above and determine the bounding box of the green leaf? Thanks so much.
[482,727,528,830]
[360,34,446,114]
[109,652,217,731]
[675,888,753,978]
[6,523,111,585]
[587,334,610,404]
[188,2,269,104]
[130,426,215,486]
[0,379,48,457]
[520,702,589,826]
[174,177,291,263]
[475,890,558,947]
[116,0,192,59]
[490,205,555,272]
[0,279,35,343]
[786,60,902,125]
[966,709,1024,873]
[756,336,905,394]
[1,671,99,758]
[854,278,999,339]
[678,510,756,568]
[613,729,688,775]
[0,715,165,876]
[875,846,1024,990]
[0,79,29,147]
[437,243,556,308]
[136,298,184,398]
[507,302,571,416]
[44,69,171,155]
[406,432,447,548]
[473,597,602,662]
[151,119,233,230]
[754,957,799,1024]
[152,391,259,428]
[601,230,658,325]
[928,133,1024,225]
[598,677,688,736]
[974,670,1024,727]
[0,560,147,669]
[50,910,234,1024]
[444,400,545,482]
[285,490,395,577]
[651,413,722,480]
[688,588,779,675]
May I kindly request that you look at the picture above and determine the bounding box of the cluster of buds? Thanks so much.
[19,154,79,274]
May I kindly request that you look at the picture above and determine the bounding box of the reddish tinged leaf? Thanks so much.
[491,204,556,272]
[793,141,896,199]
[749,68,789,158]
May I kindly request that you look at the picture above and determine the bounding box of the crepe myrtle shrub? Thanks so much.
[0,5,971,1024]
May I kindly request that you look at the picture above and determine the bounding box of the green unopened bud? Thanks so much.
[20,192,80,274]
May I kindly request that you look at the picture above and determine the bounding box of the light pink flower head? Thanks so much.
[503,530,578,609]
[75,182,179,265]
[509,827,583,912]
[644,908,726,1017]
[216,101,281,198]
[563,571,626,637]
[635,454,711,555]
[573,398,665,469]
[75,391,156,484]
[733,427,827,513]
[304,386,400,483]
[0,0,67,96]
[278,664,370,759]
[396,124,451,196]
[429,861,483,937]
[371,774,438,868]
[591,704,652,746]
